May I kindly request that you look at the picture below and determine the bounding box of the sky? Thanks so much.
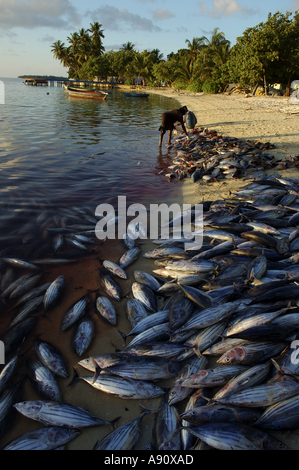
[0,0,299,78]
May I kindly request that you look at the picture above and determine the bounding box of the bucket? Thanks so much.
[185,111,197,129]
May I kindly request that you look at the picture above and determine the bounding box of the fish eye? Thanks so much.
[225,357,231,363]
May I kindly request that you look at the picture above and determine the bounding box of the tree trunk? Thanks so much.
[264,75,267,95]
[252,81,260,95]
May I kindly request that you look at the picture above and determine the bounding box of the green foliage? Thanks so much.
[226,11,299,94]
[51,12,299,94]
[124,79,133,85]
[186,79,203,92]
[202,79,219,94]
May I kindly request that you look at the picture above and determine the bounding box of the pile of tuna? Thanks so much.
[162,127,298,182]
[4,172,299,449]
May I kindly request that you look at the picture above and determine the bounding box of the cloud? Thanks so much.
[84,5,162,32]
[39,34,55,43]
[0,0,81,31]
[198,0,259,18]
[152,8,175,21]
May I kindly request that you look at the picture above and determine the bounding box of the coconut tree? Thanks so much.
[88,22,105,56]
[185,37,207,61]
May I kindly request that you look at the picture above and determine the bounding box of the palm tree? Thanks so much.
[88,22,105,56]
[201,28,231,78]
[185,37,207,61]
[121,42,135,52]
[174,55,205,85]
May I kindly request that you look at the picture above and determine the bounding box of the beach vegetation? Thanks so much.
[226,11,299,96]
[202,79,220,94]
[51,11,299,95]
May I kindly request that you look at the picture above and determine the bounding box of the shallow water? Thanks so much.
[0,78,184,450]
[0,78,181,212]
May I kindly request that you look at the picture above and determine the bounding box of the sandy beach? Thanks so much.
[147,88,299,205]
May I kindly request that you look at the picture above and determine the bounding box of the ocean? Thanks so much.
[0,77,184,450]
[0,78,181,213]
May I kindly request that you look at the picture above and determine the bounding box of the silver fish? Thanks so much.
[123,341,188,360]
[165,259,217,274]
[0,352,19,395]
[156,393,181,450]
[9,273,43,300]
[1,273,36,300]
[93,409,151,450]
[182,365,248,388]
[255,394,299,430]
[178,284,216,309]
[123,322,171,350]
[2,427,80,451]
[61,295,89,331]
[2,258,40,271]
[13,400,115,428]
[105,356,182,382]
[225,306,290,338]
[96,296,117,325]
[133,270,161,292]
[80,373,165,399]
[101,274,122,301]
[143,246,183,259]
[73,315,95,356]
[214,362,272,400]
[78,353,129,372]
[168,355,208,406]
[177,300,240,333]
[184,321,228,357]
[26,358,62,401]
[43,275,66,313]
[8,295,44,329]
[180,422,289,450]
[0,381,23,438]
[119,247,141,268]
[214,374,299,408]
[132,282,157,312]
[124,310,170,338]
[217,341,288,365]
[125,298,149,328]
[103,260,127,280]
[12,281,52,309]
[32,338,68,378]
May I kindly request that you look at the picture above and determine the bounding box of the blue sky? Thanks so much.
[0,0,298,77]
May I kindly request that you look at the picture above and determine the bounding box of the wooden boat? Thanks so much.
[123,92,149,98]
[65,86,108,100]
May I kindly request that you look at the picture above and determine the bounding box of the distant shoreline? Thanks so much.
[18,75,68,80]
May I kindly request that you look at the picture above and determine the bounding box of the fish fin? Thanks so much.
[92,359,102,384]
[139,404,159,416]
[110,416,121,429]
[115,329,126,347]
[68,367,79,387]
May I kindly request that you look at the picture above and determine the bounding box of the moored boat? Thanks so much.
[65,86,108,100]
[123,92,149,98]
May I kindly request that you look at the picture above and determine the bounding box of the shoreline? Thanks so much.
[146,87,299,205]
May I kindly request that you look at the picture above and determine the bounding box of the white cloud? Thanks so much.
[84,5,162,32]
[0,0,81,31]
[152,8,175,20]
[198,0,259,18]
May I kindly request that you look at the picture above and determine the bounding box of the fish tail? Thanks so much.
[68,367,79,387]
